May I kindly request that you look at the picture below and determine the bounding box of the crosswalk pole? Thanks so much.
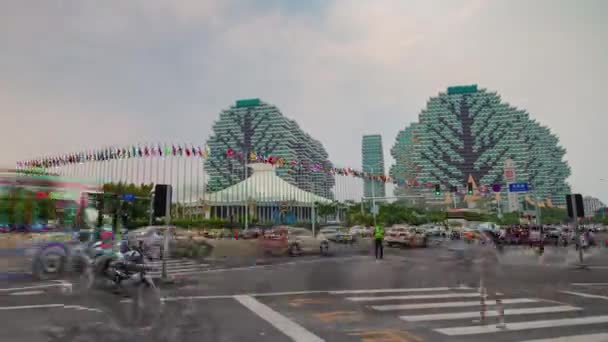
[496,296,506,329]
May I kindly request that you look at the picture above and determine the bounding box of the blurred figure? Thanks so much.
[374,224,384,260]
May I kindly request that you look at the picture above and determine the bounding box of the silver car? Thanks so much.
[126,226,176,260]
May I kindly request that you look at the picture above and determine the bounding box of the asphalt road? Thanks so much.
[3,242,608,342]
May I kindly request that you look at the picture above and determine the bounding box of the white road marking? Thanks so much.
[435,315,608,336]
[162,295,234,301]
[371,298,539,311]
[162,290,330,302]
[400,305,581,322]
[347,292,481,302]
[0,304,64,310]
[9,290,45,296]
[63,305,103,313]
[234,295,324,342]
[571,283,608,286]
[560,291,608,300]
[518,332,608,342]
[0,283,65,292]
[253,290,329,297]
[330,286,471,294]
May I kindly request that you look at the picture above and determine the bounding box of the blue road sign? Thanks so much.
[122,193,135,201]
[508,183,529,193]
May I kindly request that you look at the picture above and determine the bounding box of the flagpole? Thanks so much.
[196,153,201,219]
[182,153,187,219]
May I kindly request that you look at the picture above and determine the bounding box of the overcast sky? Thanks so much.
[2,0,607,201]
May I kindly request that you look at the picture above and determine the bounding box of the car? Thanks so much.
[126,225,176,260]
[385,226,410,247]
[260,227,329,256]
[319,226,355,244]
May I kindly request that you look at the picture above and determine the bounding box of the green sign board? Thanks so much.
[447,85,478,95]
[236,98,261,108]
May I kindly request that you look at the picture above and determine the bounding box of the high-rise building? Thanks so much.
[204,98,334,199]
[390,85,571,206]
[583,196,606,218]
[362,134,386,198]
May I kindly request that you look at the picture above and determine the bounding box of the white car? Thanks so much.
[126,225,176,260]
[386,226,427,248]
[285,227,330,256]
[318,226,354,244]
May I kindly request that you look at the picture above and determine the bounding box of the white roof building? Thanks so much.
[204,163,332,205]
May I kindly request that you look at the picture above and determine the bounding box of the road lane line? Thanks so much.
[371,298,539,311]
[330,286,471,294]
[347,292,480,302]
[518,333,608,342]
[233,295,324,342]
[400,305,580,322]
[0,283,64,292]
[9,290,44,296]
[435,315,608,336]
[0,304,64,310]
[571,283,608,286]
[560,291,608,300]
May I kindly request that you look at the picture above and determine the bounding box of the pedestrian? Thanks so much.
[374,224,385,260]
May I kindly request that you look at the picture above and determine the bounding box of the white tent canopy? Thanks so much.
[205,163,332,205]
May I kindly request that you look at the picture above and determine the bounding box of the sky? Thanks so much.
[1,0,607,202]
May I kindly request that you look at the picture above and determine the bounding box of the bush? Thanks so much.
[171,218,228,229]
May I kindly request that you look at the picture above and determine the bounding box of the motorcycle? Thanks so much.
[91,241,158,289]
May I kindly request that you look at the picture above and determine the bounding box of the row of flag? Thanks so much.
[18,145,500,191]
[17,144,211,169]
[224,148,497,192]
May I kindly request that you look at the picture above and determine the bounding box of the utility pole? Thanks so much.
[371,167,377,226]
[244,160,249,230]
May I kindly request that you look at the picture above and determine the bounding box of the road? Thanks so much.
[2,242,608,341]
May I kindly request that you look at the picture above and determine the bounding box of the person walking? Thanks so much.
[374,224,385,260]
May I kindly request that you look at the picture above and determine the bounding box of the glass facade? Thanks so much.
[391,85,571,205]
[362,134,386,198]
[204,99,335,199]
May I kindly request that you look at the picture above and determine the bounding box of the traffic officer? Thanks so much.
[374,224,385,260]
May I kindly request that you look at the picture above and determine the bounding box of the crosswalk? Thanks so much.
[329,286,608,341]
[146,259,210,278]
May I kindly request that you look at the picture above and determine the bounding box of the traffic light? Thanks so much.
[434,184,441,196]
[467,182,473,195]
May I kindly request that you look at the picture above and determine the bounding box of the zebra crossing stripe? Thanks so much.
[435,315,608,336]
[329,286,471,294]
[518,332,608,342]
[347,292,481,302]
[371,298,539,311]
[400,305,581,322]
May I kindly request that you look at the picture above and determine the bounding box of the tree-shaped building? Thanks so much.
[205,98,334,199]
[391,85,571,206]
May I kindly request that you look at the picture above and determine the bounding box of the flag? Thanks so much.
[172,145,177,156]
[226,148,234,158]
[144,146,150,157]
[203,145,210,158]
[158,145,163,157]
[138,146,143,157]
[165,145,171,156]
[185,146,191,157]
[177,145,183,156]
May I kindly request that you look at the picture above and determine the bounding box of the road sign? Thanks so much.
[492,184,502,192]
[122,193,135,202]
[508,183,529,192]
[566,194,584,218]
